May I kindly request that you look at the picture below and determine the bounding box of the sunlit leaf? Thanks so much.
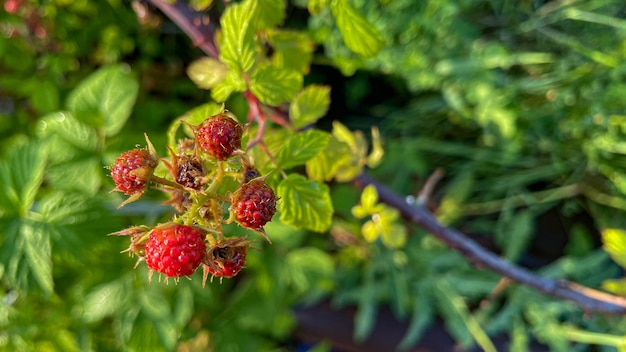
[305,136,352,182]
[330,0,384,57]
[277,174,333,232]
[290,85,331,129]
[276,130,330,170]
[211,70,247,102]
[249,66,303,106]
[308,0,330,14]
[66,64,139,137]
[187,57,229,90]
[267,30,315,74]
[255,0,286,29]
[602,228,626,269]
[220,0,258,73]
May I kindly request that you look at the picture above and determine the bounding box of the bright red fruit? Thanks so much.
[144,224,206,278]
[195,113,243,160]
[231,180,277,231]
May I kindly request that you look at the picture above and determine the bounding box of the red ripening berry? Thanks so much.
[195,113,243,160]
[231,180,277,231]
[144,224,206,278]
[110,149,156,195]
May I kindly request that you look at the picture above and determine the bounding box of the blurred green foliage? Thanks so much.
[3,0,626,351]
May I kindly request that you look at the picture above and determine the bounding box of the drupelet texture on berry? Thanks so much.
[196,113,243,160]
[144,224,206,278]
[230,180,277,234]
[110,148,156,195]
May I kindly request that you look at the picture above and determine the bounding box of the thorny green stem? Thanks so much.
[184,161,225,227]
[149,175,185,190]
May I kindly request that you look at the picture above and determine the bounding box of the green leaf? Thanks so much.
[277,174,333,232]
[276,130,330,170]
[267,30,315,74]
[187,57,229,89]
[189,0,213,11]
[330,0,385,57]
[602,228,626,269]
[366,126,384,168]
[438,171,475,225]
[0,140,46,215]
[361,220,378,243]
[38,112,98,153]
[501,210,534,261]
[255,0,286,29]
[22,220,53,295]
[305,136,352,182]
[66,64,139,137]
[435,279,496,352]
[602,278,626,295]
[286,247,334,295]
[45,158,102,196]
[308,0,330,14]
[249,66,303,106]
[360,184,378,210]
[211,70,247,102]
[380,223,407,249]
[219,0,258,73]
[354,264,378,341]
[83,278,131,323]
[29,79,60,113]
[398,283,434,350]
[290,85,331,129]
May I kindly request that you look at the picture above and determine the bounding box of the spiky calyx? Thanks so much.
[196,112,243,160]
[144,223,207,278]
[163,146,206,191]
[231,180,277,230]
[202,237,250,282]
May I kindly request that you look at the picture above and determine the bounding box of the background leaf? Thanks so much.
[66,64,139,137]
[267,30,315,74]
[330,0,385,57]
[187,57,229,90]
[602,228,626,269]
[0,141,46,215]
[254,0,286,29]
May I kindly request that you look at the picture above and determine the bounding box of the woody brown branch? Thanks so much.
[354,173,626,314]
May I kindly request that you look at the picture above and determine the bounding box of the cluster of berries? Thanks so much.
[108,109,277,284]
